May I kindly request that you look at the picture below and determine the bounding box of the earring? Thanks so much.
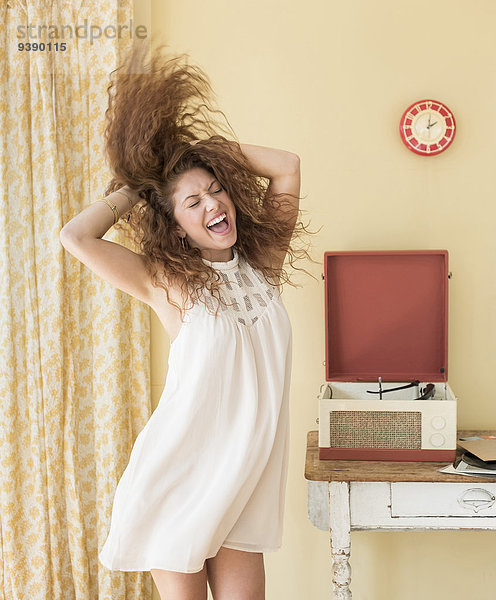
[180,236,187,251]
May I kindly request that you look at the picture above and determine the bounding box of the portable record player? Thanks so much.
[318,250,457,461]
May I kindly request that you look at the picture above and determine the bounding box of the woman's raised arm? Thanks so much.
[59,188,157,306]
[235,143,301,269]
[236,143,300,183]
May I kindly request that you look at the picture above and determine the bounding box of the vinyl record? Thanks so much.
[461,451,496,471]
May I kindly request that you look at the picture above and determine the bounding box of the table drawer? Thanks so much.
[391,482,496,517]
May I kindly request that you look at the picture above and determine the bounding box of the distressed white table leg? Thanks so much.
[329,481,352,599]
[307,481,330,530]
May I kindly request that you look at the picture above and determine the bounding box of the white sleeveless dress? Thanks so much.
[98,248,292,573]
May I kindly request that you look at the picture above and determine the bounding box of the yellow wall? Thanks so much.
[146,1,496,598]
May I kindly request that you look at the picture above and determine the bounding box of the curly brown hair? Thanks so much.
[103,41,312,315]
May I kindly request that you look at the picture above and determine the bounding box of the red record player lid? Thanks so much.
[324,250,449,382]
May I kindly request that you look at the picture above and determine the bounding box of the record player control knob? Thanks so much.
[430,433,445,447]
[431,416,446,430]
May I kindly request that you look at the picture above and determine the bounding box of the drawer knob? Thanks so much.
[457,488,496,513]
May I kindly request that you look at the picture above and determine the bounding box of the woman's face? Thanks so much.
[172,167,237,262]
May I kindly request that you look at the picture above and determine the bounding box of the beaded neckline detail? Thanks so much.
[201,248,239,271]
[198,247,278,326]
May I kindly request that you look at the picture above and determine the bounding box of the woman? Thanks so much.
[60,44,307,600]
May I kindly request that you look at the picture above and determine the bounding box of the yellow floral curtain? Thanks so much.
[0,1,152,598]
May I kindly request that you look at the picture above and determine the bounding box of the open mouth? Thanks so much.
[206,212,231,234]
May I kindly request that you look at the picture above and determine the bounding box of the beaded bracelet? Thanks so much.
[94,191,134,225]
[113,190,134,212]
[95,197,118,224]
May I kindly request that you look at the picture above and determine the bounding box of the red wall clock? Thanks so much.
[399,99,456,156]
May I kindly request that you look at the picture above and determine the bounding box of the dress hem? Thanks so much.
[98,542,281,573]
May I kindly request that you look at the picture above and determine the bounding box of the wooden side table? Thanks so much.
[304,430,496,599]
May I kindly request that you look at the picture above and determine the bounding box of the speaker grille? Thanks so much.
[329,411,422,449]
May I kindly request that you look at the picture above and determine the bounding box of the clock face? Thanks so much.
[399,100,456,156]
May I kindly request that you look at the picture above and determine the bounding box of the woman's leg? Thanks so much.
[150,566,208,600]
[206,546,265,600]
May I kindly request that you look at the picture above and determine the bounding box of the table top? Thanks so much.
[304,430,496,483]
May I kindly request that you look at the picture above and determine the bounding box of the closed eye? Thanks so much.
[188,188,222,208]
